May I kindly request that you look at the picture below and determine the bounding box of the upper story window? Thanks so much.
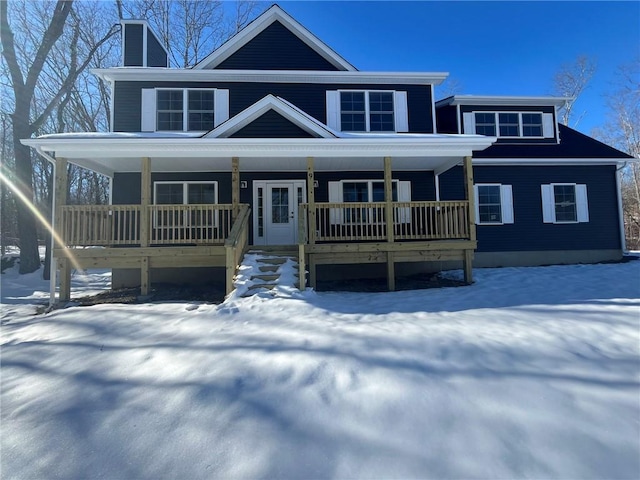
[156,89,215,131]
[326,90,409,133]
[142,88,229,132]
[463,111,553,139]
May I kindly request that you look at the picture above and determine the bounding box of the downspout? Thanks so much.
[616,161,628,254]
[34,146,58,306]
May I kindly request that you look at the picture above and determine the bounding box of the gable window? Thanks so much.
[326,90,409,133]
[465,111,553,138]
[541,184,589,224]
[474,184,514,225]
[142,88,229,132]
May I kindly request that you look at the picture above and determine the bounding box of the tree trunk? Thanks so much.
[12,124,41,273]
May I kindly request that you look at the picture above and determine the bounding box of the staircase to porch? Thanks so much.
[236,248,301,297]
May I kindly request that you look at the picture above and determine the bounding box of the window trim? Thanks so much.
[153,181,218,205]
[338,90,396,132]
[155,88,216,132]
[541,183,589,224]
[326,90,409,133]
[474,183,514,225]
[466,111,551,138]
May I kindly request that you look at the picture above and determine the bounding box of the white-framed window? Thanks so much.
[327,179,411,224]
[463,111,554,138]
[474,184,514,225]
[326,90,409,132]
[152,181,219,236]
[141,88,229,132]
[541,183,589,224]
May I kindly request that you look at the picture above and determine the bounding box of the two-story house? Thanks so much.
[23,5,632,303]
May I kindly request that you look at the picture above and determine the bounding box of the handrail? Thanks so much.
[225,204,251,295]
[302,200,471,242]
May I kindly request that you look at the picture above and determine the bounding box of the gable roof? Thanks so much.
[193,4,356,71]
[203,94,338,138]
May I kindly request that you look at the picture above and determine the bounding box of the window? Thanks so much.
[465,111,552,138]
[326,90,408,132]
[141,88,229,132]
[156,89,215,131]
[155,181,217,205]
[541,184,589,224]
[339,91,395,132]
[475,112,496,136]
[328,179,410,224]
[153,181,219,237]
[474,184,514,225]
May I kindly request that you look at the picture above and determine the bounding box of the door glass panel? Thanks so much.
[271,187,289,224]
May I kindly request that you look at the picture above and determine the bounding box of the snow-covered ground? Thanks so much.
[1,257,639,479]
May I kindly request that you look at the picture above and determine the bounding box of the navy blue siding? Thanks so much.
[147,30,167,67]
[216,21,340,71]
[435,104,458,134]
[114,81,434,133]
[123,24,143,67]
[230,110,315,138]
[440,165,621,252]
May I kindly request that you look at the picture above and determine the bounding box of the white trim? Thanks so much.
[616,165,627,252]
[252,179,306,245]
[205,94,336,138]
[474,183,514,225]
[142,24,148,67]
[334,90,406,133]
[149,87,228,132]
[193,5,356,71]
[541,183,589,224]
[430,84,437,134]
[435,174,440,201]
[469,111,546,139]
[472,158,628,166]
[93,68,448,86]
[436,95,572,108]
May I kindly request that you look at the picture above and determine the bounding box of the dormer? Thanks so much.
[436,96,570,144]
[121,20,169,67]
[193,4,356,71]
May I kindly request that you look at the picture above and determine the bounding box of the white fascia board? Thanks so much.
[22,136,496,160]
[193,5,356,71]
[204,94,335,138]
[91,68,448,85]
[472,158,630,166]
[435,95,572,108]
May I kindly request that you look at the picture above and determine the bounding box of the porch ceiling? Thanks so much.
[22,135,496,176]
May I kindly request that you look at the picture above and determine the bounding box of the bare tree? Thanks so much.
[1,0,119,273]
[593,59,640,249]
[553,55,597,127]
[119,0,262,67]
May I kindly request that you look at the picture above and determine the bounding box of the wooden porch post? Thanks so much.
[232,157,240,218]
[140,157,151,295]
[306,157,316,245]
[384,156,395,291]
[463,155,475,284]
[54,156,70,302]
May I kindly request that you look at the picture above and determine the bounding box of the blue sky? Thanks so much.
[277,1,640,135]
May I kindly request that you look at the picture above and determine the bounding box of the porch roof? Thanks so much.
[22,134,496,177]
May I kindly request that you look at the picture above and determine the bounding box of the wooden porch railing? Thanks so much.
[300,200,471,243]
[60,204,236,247]
[224,204,251,294]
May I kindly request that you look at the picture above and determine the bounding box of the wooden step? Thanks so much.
[247,283,277,291]
[251,274,279,282]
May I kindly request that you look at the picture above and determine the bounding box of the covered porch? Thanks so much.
[23,134,494,303]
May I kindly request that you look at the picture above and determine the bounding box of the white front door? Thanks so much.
[253,180,306,245]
